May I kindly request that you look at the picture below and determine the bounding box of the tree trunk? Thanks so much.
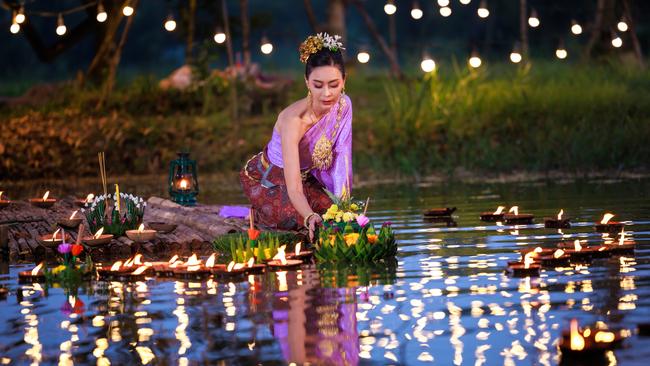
[240,0,251,67]
[221,0,239,122]
[304,0,321,33]
[351,0,403,79]
[86,1,125,85]
[327,0,346,42]
[519,0,528,57]
[621,0,645,67]
[584,0,617,60]
[185,0,197,66]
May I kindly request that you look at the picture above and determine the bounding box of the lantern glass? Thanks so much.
[168,152,199,206]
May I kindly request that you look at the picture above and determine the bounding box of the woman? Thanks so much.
[240,33,352,240]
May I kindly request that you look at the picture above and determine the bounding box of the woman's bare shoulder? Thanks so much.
[276,98,307,129]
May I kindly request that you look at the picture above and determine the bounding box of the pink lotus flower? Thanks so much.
[356,214,369,227]
[58,243,72,254]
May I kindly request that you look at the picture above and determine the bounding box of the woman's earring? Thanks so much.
[341,86,346,95]
[307,89,312,104]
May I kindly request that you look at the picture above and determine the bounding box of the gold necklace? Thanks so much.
[311,97,345,171]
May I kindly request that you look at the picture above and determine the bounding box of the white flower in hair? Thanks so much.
[318,32,345,51]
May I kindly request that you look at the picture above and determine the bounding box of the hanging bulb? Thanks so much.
[420,55,436,73]
[10,19,20,34]
[437,0,450,6]
[260,36,273,54]
[123,1,134,17]
[357,51,370,64]
[570,20,582,35]
[384,0,397,15]
[611,33,623,48]
[555,47,567,59]
[56,13,67,36]
[15,6,25,24]
[469,52,482,68]
[528,9,540,28]
[96,2,107,22]
[617,18,628,32]
[510,44,522,63]
[411,2,423,20]
[440,7,452,17]
[477,1,489,18]
[164,14,176,31]
[459,0,472,4]
[213,29,226,44]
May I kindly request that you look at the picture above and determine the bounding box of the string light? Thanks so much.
[420,54,436,72]
[570,20,582,35]
[164,14,176,32]
[10,19,20,34]
[260,36,273,54]
[440,7,452,17]
[611,33,623,48]
[437,0,450,6]
[357,51,370,64]
[213,29,226,44]
[96,2,107,23]
[411,2,423,20]
[384,0,397,15]
[617,18,628,32]
[477,1,489,18]
[469,52,482,68]
[56,13,66,36]
[460,0,471,4]
[510,46,522,63]
[555,46,567,59]
[15,5,26,24]
[123,1,134,17]
[528,9,540,28]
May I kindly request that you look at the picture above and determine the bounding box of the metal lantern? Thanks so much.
[168,152,199,206]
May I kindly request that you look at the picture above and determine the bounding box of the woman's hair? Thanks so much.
[305,48,346,79]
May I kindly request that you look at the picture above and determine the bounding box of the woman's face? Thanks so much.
[306,65,345,111]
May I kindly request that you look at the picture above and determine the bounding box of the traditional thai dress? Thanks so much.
[240,94,353,230]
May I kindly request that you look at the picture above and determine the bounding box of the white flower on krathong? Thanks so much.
[80,208,85,213]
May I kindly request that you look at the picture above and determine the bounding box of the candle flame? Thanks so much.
[554,249,565,259]
[110,261,123,271]
[574,240,583,251]
[523,252,535,269]
[52,228,61,241]
[295,242,301,256]
[273,245,288,265]
[133,254,143,265]
[138,223,145,232]
[31,262,44,276]
[227,261,235,272]
[69,210,78,220]
[123,258,134,268]
[557,209,564,220]
[583,328,591,338]
[168,254,179,264]
[85,193,95,203]
[205,253,216,268]
[619,228,625,246]
[493,206,505,215]
[600,213,615,225]
[0,191,3,200]
[131,266,148,275]
[93,227,104,239]
[42,191,50,201]
[247,257,254,268]
[594,331,615,343]
[233,263,245,270]
[180,179,189,189]
[508,206,519,216]
[570,319,585,351]
[186,254,200,266]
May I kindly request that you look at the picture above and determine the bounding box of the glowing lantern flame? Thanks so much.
[86,193,95,203]
[179,179,189,190]
[273,245,288,265]
[205,254,216,268]
[131,266,147,275]
[69,210,78,220]
[110,261,123,271]
[247,257,254,268]
[619,228,625,246]
[138,223,145,232]
[594,331,615,343]
[133,254,143,265]
[42,191,50,201]
[93,227,104,239]
[52,229,61,241]
[554,249,565,258]
[168,255,179,264]
[493,206,505,215]
[523,252,535,269]
[227,261,235,272]
[600,213,614,225]
[509,206,519,216]
[557,209,564,220]
[574,240,583,252]
[31,262,44,276]
[295,242,302,256]
[570,319,585,351]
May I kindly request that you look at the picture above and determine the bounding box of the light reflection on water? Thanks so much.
[1,179,650,365]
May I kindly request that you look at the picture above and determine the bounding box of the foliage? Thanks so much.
[314,221,397,264]
[82,193,145,236]
[212,231,300,263]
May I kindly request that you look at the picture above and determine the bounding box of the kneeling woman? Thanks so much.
[240,33,352,239]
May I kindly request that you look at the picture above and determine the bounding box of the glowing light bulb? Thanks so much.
[611,34,623,48]
[15,6,25,24]
[556,48,567,59]
[213,31,226,44]
[261,37,273,54]
[56,14,66,36]
[437,0,450,6]
[469,55,482,68]
[528,10,540,28]
[420,57,436,72]
[477,1,489,19]
[384,1,397,15]
[10,21,20,34]
[164,15,176,32]
[123,3,134,17]
[357,51,370,64]
[571,21,582,35]
[617,20,628,32]
[460,0,471,4]
[510,52,522,63]
[440,7,452,17]
[411,7,423,20]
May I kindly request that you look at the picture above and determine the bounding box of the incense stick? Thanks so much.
[249,208,254,229]
[363,197,370,216]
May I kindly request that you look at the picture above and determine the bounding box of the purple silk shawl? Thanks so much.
[265,94,353,197]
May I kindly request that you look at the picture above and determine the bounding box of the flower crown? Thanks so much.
[299,32,345,63]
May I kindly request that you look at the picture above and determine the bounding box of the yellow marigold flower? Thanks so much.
[329,235,336,246]
[344,233,360,246]
[342,212,354,222]
[264,248,272,259]
[335,212,343,222]
[350,203,359,211]
[52,265,67,275]
[367,234,378,244]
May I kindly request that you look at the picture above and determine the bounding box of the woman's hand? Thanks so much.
[307,214,323,242]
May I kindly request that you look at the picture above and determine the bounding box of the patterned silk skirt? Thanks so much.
[239,151,332,231]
